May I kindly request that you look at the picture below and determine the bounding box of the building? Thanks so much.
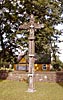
[14,56,51,71]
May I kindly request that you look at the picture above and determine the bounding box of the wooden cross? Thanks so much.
[19,14,43,32]
[19,14,44,92]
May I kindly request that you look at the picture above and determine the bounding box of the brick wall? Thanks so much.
[7,71,63,82]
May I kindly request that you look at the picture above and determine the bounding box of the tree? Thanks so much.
[21,0,62,63]
[0,0,28,64]
[51,55,63,71]
[0,0,62,64]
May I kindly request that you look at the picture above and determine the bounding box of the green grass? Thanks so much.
[0,80,63,100]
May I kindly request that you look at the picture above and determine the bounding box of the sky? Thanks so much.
[55,24,63,62]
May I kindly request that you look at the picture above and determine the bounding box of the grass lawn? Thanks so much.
[0,80,63,100]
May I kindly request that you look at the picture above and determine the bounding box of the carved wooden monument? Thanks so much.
[19,14,43,92]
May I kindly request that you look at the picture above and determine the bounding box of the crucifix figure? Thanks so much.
[19,14,44,92]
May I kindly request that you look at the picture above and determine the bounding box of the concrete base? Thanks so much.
[26,88,36,93]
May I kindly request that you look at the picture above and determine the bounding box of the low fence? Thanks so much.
[6,71,63,82]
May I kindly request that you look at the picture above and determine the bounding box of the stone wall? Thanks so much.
[35,71,63,82]
[7,71,28,81]
[7,71,63,82]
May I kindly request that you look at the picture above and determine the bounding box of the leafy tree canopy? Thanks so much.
[0,0,62,64]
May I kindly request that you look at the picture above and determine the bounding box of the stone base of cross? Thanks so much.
[27,74,36,92]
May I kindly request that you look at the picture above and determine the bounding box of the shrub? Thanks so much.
[0,70,8,79]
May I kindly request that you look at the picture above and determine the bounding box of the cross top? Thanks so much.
[30,14,35,24]
[19,14,44,30]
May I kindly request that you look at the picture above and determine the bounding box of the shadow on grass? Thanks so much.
[0,79,4,82]
[57,82,63,88]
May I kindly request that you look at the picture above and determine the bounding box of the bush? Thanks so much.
[0,70,8,79]
[51,60,63,71]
